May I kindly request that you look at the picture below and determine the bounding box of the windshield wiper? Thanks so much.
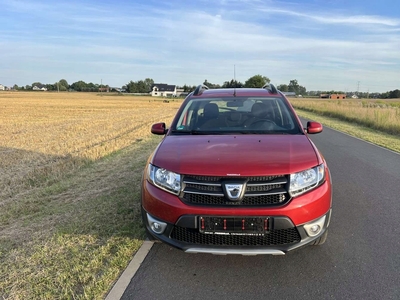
[170,130,221,135]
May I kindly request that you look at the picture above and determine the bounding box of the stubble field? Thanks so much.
[0,92,181,299]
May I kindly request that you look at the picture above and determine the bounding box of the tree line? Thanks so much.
[9,76,400,99]
[12,79,110,92]
[184,76,307,95]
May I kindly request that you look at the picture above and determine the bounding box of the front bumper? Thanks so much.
[142,208,332,255]
[141,169,332,255]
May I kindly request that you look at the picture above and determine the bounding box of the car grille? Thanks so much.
[181,175,290,206]
[171,226,301,246]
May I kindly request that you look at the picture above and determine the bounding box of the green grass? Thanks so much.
[295,109,400,153]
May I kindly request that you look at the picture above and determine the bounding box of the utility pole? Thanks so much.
[101,78,103,96]
[357,81,360,95]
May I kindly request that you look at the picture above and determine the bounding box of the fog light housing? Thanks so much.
[310,225,321,234]
[147,213,167,234]
[303,215,326,237]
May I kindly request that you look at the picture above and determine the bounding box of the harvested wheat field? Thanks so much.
[1,92,180,201]
[0,91,181,299]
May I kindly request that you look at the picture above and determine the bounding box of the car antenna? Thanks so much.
[233,64,236,97]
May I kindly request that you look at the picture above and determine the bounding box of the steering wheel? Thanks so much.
[248,119,276,129]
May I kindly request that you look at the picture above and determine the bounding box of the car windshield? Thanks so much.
[171,97,302,135]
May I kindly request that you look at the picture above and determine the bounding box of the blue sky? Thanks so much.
[1,0,399,92]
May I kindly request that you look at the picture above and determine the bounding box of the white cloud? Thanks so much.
[0,0,399,92]
[261,8,400,27]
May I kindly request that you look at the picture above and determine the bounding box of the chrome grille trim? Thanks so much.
[184,190,225,197]
[247,179,287,186]
[181,175,290,206]
[245,188,287,196]
[183,180,221,186]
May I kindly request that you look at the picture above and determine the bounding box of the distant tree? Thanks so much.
[288,79,306,95]
[182,84,197,92]
[25,85,32,90]
[244,75,270,88]
[136,80,148,93]
[31,82,42,88]
[13,84,18,90]
[126,78,155,93]
[277,84,288,92]
[288,80,299,93]
[298,85,307,96]
[222,80,232,88]
[46,84,55,91]
[222,79,244,88]
[58,79,69,90]
[381,92,389,99]
[308,91,321,97]
[329,90,345,94]
[203,80,220,89]
[143,78,154,92]
[126,80,136,93]
[70,80,88,91]
[87,82,97,92]
[389,89,400,98]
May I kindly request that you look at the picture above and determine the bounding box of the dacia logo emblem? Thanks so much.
[224,183,245,201]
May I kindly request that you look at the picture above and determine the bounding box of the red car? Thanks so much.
[141,84,332,255]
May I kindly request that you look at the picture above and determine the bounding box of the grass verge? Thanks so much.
[290,98,400,135]
[295,109,400,153]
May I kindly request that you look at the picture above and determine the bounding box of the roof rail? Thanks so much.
[193,84,209,96]
[262,83,278,94]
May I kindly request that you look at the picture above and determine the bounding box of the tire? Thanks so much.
[311,230,328,246]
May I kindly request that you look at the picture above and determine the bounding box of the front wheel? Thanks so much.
[311,230,328,246]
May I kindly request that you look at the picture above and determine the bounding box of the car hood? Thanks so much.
[151,135,319,176]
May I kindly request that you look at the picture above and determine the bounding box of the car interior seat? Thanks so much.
[197,103,222,129]
[244,102,275,128]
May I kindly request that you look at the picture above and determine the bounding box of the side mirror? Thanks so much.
[151,122,168,135]
[306,121,323,134]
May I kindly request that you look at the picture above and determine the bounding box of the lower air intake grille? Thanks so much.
[170,226,301,246]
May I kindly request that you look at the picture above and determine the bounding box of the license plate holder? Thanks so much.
[199,216,269,236]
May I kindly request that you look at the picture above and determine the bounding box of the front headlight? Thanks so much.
[147,164,181,195]
[289,164,325,197]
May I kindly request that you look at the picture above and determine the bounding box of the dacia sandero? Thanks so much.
[141,84,332,255]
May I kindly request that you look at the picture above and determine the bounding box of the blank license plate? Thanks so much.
[199,216,269,236]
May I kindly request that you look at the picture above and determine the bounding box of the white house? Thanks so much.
[32,85,47,91]
[0,84,5,91]
[151,83,176,97]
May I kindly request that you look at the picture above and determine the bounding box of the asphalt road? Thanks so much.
[122,124,400,300]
